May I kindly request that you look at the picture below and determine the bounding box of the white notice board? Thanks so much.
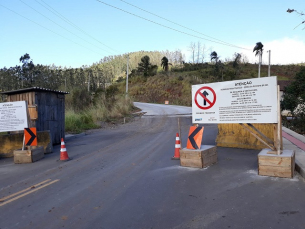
[192,76,278,124]
[0,101,29,132]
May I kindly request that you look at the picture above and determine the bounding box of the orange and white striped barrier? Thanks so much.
[60,138,70,161]
[172,133,181,160]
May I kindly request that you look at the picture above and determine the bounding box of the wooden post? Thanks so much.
[276,85,281,155]
[239,124,275,150]
[271,86,282,155]
[178,117,182,148]
[22,135,25,151]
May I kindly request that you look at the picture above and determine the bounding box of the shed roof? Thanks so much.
[0,87,69,95]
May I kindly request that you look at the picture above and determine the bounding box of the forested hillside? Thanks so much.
[1,50,304,133]
[1,50,303,107]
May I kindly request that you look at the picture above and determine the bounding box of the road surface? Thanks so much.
[0,103,305,229]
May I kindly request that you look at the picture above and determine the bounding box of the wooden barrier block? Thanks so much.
[258,149,295,178]
[216,123,283,150]
[13,146,44,164]
[180,145,217,168]
[0,130,53,158]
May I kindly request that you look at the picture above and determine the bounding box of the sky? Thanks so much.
[0,0,304,69]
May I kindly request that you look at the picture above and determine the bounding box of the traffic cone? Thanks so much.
[172,133,181,160]
[60,138,69,161]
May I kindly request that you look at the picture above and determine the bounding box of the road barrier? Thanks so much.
[60,138,69,161]
[172,133,181,160]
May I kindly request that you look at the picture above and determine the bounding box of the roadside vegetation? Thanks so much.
[0,46,304,134]
[281,67,305,134]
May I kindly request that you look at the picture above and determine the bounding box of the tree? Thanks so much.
[232,53,241,76]
[188,42,196,63]
[210,51,219,63]
[281,67,305,133]
[196,41,201,63]
[137,55,157,77]
[161,56,169,72]
[253,42,263,78]
[200,44,206,63]
[19,53,34,87]
[282,67,305,116]
[210,51,223,80]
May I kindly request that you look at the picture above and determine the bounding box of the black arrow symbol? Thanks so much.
[202,91,209,105]
[25,128,36,146]
[188,126,203,149]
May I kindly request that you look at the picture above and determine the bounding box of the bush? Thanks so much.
[66,88,91,112]
[65,94,135,133]
[65,110,99,133]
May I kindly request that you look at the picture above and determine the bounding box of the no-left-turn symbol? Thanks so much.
[194,86,216,110]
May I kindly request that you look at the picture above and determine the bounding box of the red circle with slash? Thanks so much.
[194,86,216,110]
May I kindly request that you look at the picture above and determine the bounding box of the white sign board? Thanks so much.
[0,101,29,132]
[192,76,278,124]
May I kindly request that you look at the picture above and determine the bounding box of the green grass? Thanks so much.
[65,95,135,133]
[65,111,99,134]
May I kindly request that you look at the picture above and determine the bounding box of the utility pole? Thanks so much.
[258,53,261,78]
[268,50,271,77]
[88,71,90,92]
[126,55,129,97]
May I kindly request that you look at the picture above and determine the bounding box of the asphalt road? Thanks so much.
[0,103,305,229]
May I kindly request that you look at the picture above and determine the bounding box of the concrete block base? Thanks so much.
[14,146,44,164]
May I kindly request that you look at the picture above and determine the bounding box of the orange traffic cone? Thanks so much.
[172,133,181,160]
[60,138,70,161]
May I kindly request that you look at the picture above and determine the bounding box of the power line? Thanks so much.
[118,0,243,49]
[0,4,104,57]
[96,0,251,51]
[19,0,114,55]
[35,0,120,53]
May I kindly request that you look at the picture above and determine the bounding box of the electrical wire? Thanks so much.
[36,0,120,53]
[96,0,251,51]
[19,0,114,55]
[0,4,104,57]
[118,0,244,49]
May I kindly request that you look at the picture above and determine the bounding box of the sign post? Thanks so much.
[192,76,282,153]
[192,77,278,124]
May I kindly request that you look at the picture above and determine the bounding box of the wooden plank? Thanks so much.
[28,92,32,105]
[239,123,275,150]
[180,146,217,168]
[258,157,292,167]
[14,150,32,163]
[202,154,217,167]
[216,123,280,150]
[31,146,44,162]
[180,158,203,168]
[247,123,274,145]
[202,148,217,158]
[259,165,293,178]
[180,153,201,160]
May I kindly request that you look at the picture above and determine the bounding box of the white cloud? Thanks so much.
[241,38,305,65]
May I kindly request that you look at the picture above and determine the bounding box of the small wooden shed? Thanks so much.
[1,87,69,144]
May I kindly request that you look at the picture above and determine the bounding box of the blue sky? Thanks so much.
[1,0,304,69]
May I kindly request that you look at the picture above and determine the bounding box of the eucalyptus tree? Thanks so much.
[19,53,34,87]
[253,42,264,78]
[233,53,241,76]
